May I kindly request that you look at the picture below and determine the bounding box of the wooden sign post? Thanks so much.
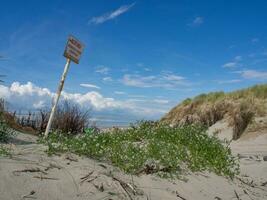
[44,35,84,137]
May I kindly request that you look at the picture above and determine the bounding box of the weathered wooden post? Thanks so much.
[44,35,84,137]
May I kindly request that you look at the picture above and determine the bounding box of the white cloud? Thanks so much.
[189,16,204,27]
[0,82,125,111]
[0,82,167,121]
[234,56,242,61]
[89,3,135,25]
[0,82,52,110]
[144,68,151,72]
[103,77,113,82]
[193,17,204,25]
[137,63,151,71]
[217,79,241,84]
[61,91,121,110]
[121,71,188,89]
[153,99,169,104]
[222,62,237,68]
[33,101,45,109]
[137,63,144,67]
[114,91,126,95]
[163,74,185,81]
[80,83,101,89]
[95,66,110,75]
[237,70,267,80]
[128,95,146,98]
[223,55,243,68]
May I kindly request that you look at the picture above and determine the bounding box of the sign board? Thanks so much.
[64,35,84,64]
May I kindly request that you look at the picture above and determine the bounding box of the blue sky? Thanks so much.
[0,0,267,127]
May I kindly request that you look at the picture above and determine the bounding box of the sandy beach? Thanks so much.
[1,125,267,200]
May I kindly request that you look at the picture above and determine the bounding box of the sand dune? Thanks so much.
[1,127,267,200]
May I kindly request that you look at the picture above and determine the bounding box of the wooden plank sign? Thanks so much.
[63,35,84,64]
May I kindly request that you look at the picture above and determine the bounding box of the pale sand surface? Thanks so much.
[0,129,267,200]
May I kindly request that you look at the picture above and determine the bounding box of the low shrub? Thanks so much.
[41,121,239,178]
[0,99,15,142]
[52,101,90,135]
[12,101,90,135]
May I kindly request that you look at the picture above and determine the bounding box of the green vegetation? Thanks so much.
[0,117,10,142]
[0,99,14,156]
[41,121,239,178]
[0,145,10,156]
[0,115,14,143]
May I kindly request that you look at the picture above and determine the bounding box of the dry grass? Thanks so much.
[162,84,267,140]
[52,101,90,135]
[1,99,90,135]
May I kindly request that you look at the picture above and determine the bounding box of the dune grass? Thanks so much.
[182,84,267,104]
[162,84,267,139]
[41,121,239,178]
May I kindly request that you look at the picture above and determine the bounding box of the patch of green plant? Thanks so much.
[41,121,239,178]
[0,113,15,142]
[0,145,10,156]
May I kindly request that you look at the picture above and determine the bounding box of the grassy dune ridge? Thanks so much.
[162,84,267,139]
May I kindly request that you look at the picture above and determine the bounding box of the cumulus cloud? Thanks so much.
[121,71,188,89]
[80,83,100,89]
[0,82,168,120]
[0,82,53,110]
[61,91,121,110]
[0,82,122,111]
[89,3,135,25]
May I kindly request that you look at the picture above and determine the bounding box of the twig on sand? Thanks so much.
[93,183,104,192]
[33,175,59,180]
[234,190,241,200]
[243,189,253,200]
[44,163,62,171]
[21,190,36,199]
[176,191,187,200]
[80,171,94,184]
[113,177,134,200]
[13,167,48,176]
[236,176,267,192]
[87,176,97,183]
[236,176,255,187]
[99,163,107,169]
